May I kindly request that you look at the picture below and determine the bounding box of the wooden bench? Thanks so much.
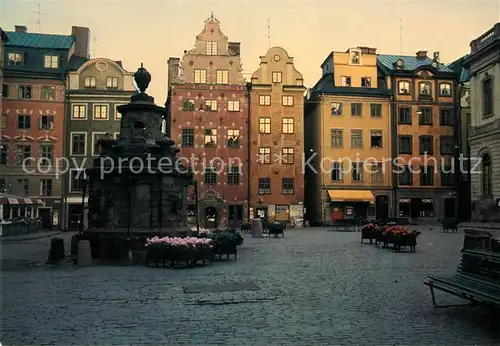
[442,218,459,233]
[330,219,361,232]
[424,249,500,308]
[265,222,285,238]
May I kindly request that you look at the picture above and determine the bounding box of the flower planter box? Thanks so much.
[214,245,237,260]
[145,236,213,268]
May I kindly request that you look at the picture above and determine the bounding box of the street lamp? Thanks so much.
[190,178,200,233]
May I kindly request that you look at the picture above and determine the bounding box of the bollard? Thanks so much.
[48,237,65,263]
[70,234,79,257]
[77,240,92,266]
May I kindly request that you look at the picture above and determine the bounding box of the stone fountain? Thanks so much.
[84,65,193,261]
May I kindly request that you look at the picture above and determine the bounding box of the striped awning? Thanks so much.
[0,197,42,205]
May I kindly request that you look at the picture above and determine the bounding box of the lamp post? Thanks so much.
[79,177,88,235]
[190,178,200,233]
[304,148,315,227]
[454,144,460,220]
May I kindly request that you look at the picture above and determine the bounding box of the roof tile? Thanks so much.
[5,31,74,50]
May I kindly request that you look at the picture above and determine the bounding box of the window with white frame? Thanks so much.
[194,69,207,84]
[43,54,59,68]
[206,41,218,55]
[272,72,282,83]
[282,96,294,106]
[72,105,86,119]
[69,169,87,192]
[216,70,229,84]
[259,95,271,106]
[70,132,87,156]
[114,104,124,120]
[228,100,240,112]
[8,52,24,66]
[93,105,108,120]
[106,77,118,88]
[205,100,217,111]
[92,133,108,156]
[84,76,96,88]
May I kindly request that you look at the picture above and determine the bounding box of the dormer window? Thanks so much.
[106,77,118,89]
[349,50,361,65]
[8,52,23,66]
[341,76,351,87]
[206,41,218,55]
[439,82,452,97]
[361,77,371,88]
[43,54,59,68]
[398,81,410,95]
[272,72,282,83]
[84,76,97,88]
[419,82,432,96]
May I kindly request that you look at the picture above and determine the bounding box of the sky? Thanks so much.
[2,0,499,102]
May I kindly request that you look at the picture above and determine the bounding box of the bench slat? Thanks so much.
[427,276,500,304]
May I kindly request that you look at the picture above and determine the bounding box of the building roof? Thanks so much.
[0,28,8,42]
[5,31,74,49]
[448,54,470,83]
[309,73,392,98]
[377,54,455,73]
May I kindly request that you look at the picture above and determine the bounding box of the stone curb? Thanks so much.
[0,231,61,243]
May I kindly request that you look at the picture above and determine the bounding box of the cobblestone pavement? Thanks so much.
[1,227,500,345]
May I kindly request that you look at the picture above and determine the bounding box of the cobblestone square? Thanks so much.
[1,228,500,345]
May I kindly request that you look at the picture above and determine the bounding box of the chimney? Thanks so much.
[71,26,90,58]
[358,46,377,54]
[228,42,241,56]
[416,50,428,59]
[167,57,180,89]
[15,26,27,33]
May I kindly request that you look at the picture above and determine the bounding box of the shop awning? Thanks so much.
[0,196,40,205]
[327,190,375,203]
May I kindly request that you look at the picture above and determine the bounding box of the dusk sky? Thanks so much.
[2,1,499,102]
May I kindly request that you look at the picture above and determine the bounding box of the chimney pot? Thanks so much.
[416,50,428,59]
[15,25,27,33]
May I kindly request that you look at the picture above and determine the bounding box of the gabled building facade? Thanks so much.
[377,51,459,222]
[305,47,392,223]
[249,47,305,225]
[166,15,248,229]
[463,23,500,222]
[1,25,78,228]
[62,48,135,229]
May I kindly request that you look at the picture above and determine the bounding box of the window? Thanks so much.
[420,166,434,186]
[227,129,240,147]
[205,100,218,111]
[282,118,294,134]
[370,163,384,183]
[18,86,32,99]
[216,70,229,84]
[330,129,343,148]
[440,136,453,155]
[482,153,492,195]
[92,133,107,156]
[259,118,271,134]
[226,166,240,185]
[181,128,194,147]
[17,179,29,196]
[350,50,360,64]
[114,104,123,120]
[282,96,294,106]
[398,81,410,95]
[8,52,23,66]
[258,178,271,195]
[258,148,271,164]
[351,103,362,117]
[39,145,54,165]
[439,108,453,126]
[194,69,207,84]
[361,77,371,87]
[398,107,411,124]
[16,145,31,165]
[93,105,108,120]
[40,179,53,196]
[259,95,271,106]
[272,72,282,83]
[204,129,217,147]
[419,82,432,96]
[206,41,218,55]
[1,115,5,130]
[331,102,343,116]
[370,130,383,148]
[282,178,294,195]
[70,132,87,156]
[41,86,55,100]
[439,83,452,97]
[399,166,413,185]
[341,76,351,87]
[44,55,59,68]
[370,104,381,117]
[483,78,493,116]
[2,84,8,98]
[419,135,433,155]
[331,162,343,181]
[418,108,432,125]
[106,77,118,88]
[228,100,240,112]
[350,130,363,148]
[69,169,86,192]
[40,115,54,130]
[351,162,363,182]
[282,148,294,164]
[84,76,96,88]
[398,135,412,154]
[0,145,8,165]
[182,99,195,111]
[441,168,454,187]
[204,167,217,185]
[72,105,86,119]
[17,115,31,129]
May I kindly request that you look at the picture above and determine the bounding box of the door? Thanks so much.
[228,204,244,229]
[444,198,456,218]
[375,195,389,220]
[39,207,51,229]
[256,207,268,221]
[204,207,217,229]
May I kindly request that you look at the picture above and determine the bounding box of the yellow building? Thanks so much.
[304,47,392,223]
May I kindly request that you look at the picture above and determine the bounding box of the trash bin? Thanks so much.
[252,218,263,238]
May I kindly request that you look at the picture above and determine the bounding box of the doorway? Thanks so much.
[256,207,268,221]
[204,206,217,229]
[375,195,389,220]
[444,198,456,218]
[39,207,52,229]
[228,204,244,229]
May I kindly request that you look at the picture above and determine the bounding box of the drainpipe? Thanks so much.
[246,82,251,224]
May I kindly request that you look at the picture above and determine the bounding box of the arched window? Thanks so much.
[482,153,492,196]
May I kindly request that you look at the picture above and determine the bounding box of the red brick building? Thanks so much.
[166,15,248,229]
